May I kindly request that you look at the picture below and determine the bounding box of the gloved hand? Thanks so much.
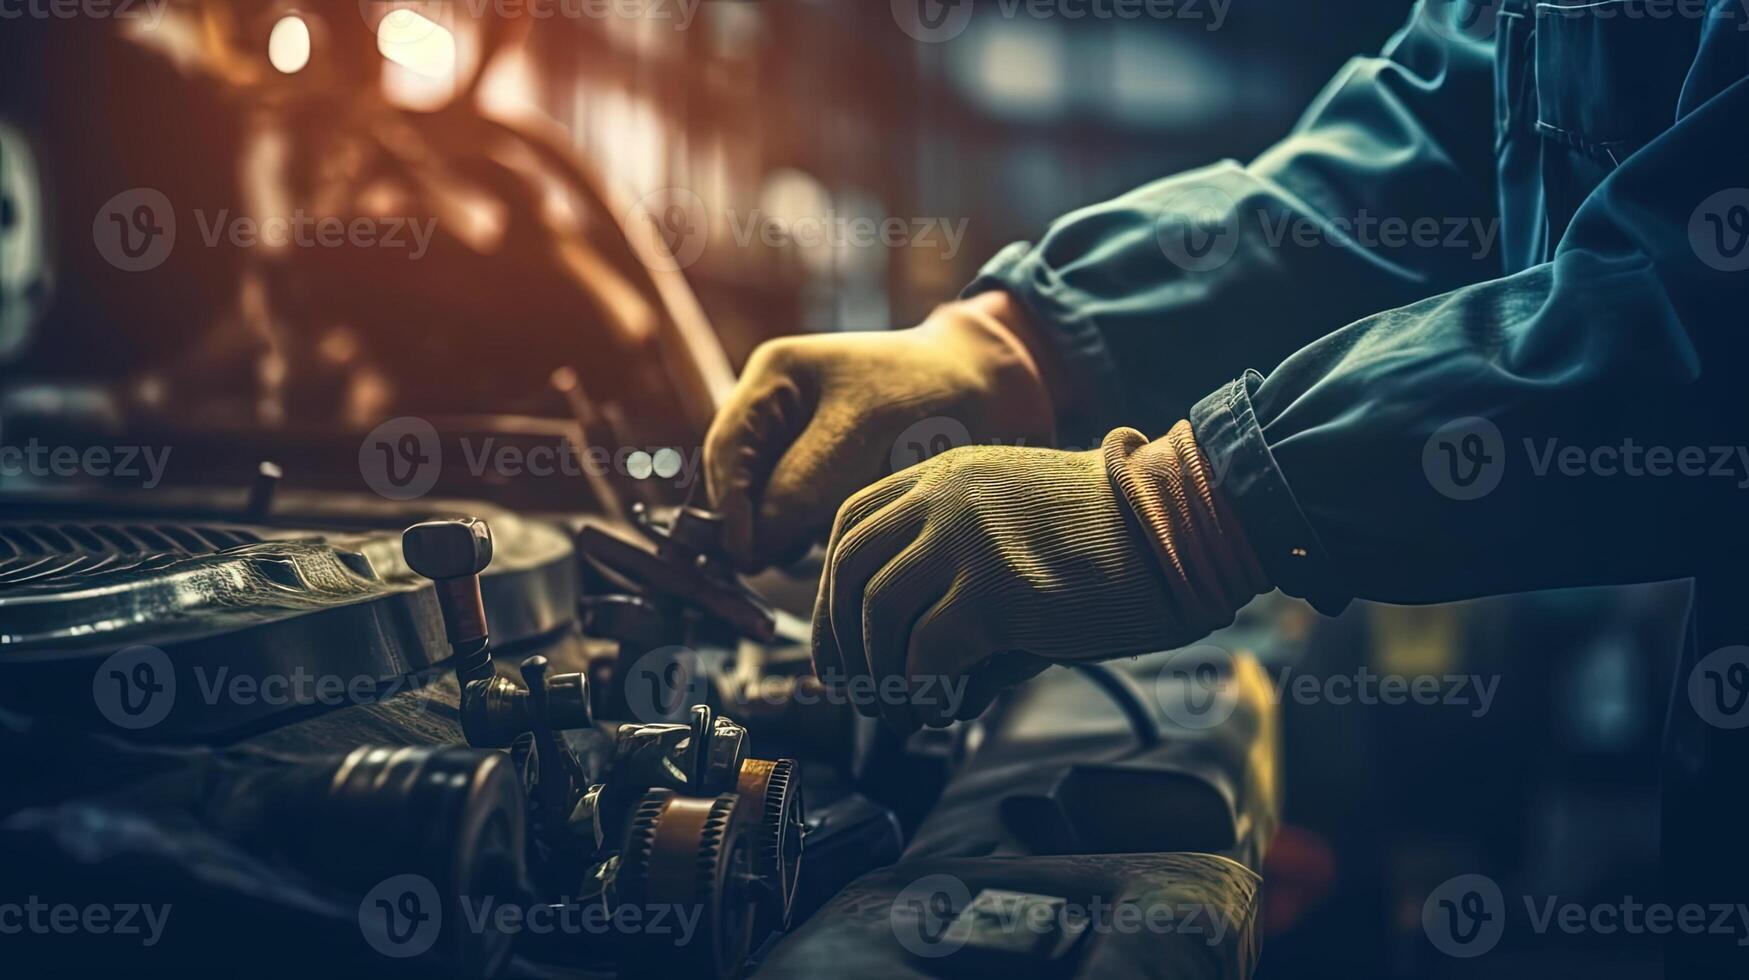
[811,422,1269,733]
[704,295,1055,570]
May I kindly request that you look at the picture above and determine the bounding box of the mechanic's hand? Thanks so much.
[810,425,1270,734]
[704,295,1055,571]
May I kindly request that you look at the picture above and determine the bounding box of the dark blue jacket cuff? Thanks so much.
[1191,373,1351,616]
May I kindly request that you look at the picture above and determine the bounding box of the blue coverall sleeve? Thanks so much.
[1205,59,1749,611]
[965,0,1500,446]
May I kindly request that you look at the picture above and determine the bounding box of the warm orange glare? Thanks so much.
[267,15,311,75]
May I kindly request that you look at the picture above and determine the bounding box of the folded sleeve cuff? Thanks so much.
[962,241,1130,447]
[1190,373,1352,616]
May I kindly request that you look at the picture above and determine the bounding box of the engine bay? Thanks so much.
[0,464,1280,978]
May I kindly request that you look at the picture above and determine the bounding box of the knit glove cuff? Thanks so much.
[1103,422,1270,636]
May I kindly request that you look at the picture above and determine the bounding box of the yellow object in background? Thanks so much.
[1368,603,1465,677]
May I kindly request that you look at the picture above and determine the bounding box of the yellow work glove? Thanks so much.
[812,422,1269,733]
[703,298,1055,570]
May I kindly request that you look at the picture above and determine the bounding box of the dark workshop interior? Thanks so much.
[2,1,1742,977]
